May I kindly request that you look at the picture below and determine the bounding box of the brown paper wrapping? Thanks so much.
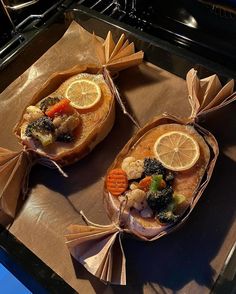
[65,69,236,284]
[96,31,144,71]
[0,148,30,218]
[0,21,143,217]
[186,68,235,119]
[1,20,236,289]
[66,220,127,285]
[5,60,235,293]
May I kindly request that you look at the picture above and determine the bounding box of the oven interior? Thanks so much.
[1,0,236,73]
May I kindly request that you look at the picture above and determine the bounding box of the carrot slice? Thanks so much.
[160,179,166,189]
[106,168,128,196]
[138,176,152,192]
[139,176,166,191]
[46,98,71,117]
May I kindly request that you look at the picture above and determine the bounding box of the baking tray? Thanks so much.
[0,5,235,294]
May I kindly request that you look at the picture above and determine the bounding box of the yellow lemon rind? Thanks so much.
[65,79,101,110]
[153,131,200,171]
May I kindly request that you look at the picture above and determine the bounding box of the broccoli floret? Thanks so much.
[147,176,173,213]
[25,116,55,146]
[39,97,60,112]
[56,133,74,143]
[144,158,166,176]
[165,171,175,183]
[149,174,163,191]
[156,210,179,224]
[25,116,55,135]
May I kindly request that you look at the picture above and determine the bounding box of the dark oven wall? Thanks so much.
[78,0,236,70]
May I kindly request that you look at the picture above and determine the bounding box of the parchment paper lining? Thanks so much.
[0,22,143,218]
[65,68,235,284]
[0,21,234,290]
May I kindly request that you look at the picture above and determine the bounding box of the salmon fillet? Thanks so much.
[104,122,210,239]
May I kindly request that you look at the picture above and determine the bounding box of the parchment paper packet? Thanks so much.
[0,21,143,219]
[65,68,236,285]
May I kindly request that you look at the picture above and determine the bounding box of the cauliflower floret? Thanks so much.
[121,157,144,180]
[140,206,153,218]
[126,189,147,210]
[130,182,139,190]
[23,106,44,122]
[133,199,149,211]
[119,189,153,216]
[54,113,80,136]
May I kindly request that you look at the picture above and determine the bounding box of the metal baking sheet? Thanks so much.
[0,6,235,293]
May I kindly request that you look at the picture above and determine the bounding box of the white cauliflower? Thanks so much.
[54,113,80,136]
[133,199,149,211]
[130,182,139,190]
[119,188,153,217]
[23,106,44,122]
[140,206,153,218]
[121,157,144,180]
[126,189,147,211]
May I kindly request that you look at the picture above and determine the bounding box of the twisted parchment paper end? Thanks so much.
[65,67,236,285]
[65,199,129,285]
[186,68,235,121]
[94,30,144,128]
[0,147,69,219]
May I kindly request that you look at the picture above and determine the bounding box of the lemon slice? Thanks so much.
[65,79,101,110]
[153,131,200,171]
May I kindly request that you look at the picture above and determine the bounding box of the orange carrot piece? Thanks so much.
[160,179,166,189]
[139,176,166,191]
[106,168,128,196]
[46,98,71,117]
[138,176,152,192]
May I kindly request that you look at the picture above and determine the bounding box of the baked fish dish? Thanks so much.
[104,116,212,239]
[15,66,115,165]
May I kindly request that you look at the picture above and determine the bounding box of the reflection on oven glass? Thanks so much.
[2,0,61,26]
[0,1,14,46]
[0,0,67,70]
[4,0,40,11]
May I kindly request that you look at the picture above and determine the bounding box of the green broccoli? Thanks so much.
[156,210,179,224]
[144,158,166,176]
[39,97,60,112]
[25,116,55,146]
[147,175,173,213]
[56,133,74,143]
[155,193,186,224]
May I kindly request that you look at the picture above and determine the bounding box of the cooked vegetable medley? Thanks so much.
[106,156,184,224]
[23,96,80,147]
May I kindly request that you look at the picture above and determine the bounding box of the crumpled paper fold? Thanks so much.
[0,22,143,219]
[186,68,235,119]
[65,219,126,285]
[0,148,30,218]
[65,68,235,285]
[93,31,144,72]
